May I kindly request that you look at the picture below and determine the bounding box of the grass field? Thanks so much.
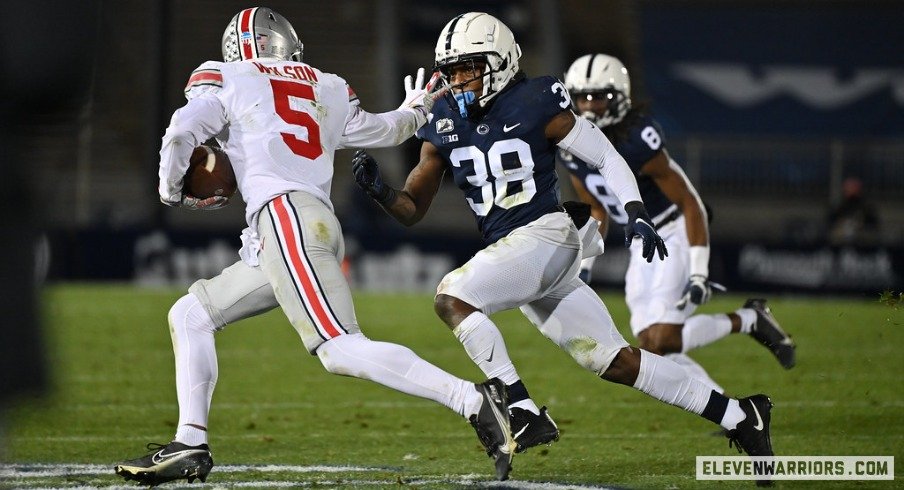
[2,284,902,488]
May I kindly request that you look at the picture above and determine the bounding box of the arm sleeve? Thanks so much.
[557,116,642,207]
[158,94,228,203]
[339,105,427,149]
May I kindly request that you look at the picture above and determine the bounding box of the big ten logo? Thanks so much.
[133,231,236,287]
[354,245,454,292]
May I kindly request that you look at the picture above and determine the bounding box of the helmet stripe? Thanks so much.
[444,14,465,51]
[238,7,258,60]
[585,54,597,81]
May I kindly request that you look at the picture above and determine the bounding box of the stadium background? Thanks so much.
[3,2,903,487]
[24,0,904,294]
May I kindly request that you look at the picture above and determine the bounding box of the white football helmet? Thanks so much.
[434,12,522,116]
[222,7,303,63]
[563,54,631,127]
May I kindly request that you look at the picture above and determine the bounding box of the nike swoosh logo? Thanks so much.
[151,449,201,464]
[486,344,495,363]
[513,423,530,440]
[750,401,764,431]
[503,123,521,132]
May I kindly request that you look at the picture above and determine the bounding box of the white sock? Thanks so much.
[682,314,732,352]
[453,312,520,385]
[665,353,724,393]
[316,333,481,418]
[632,349,713,416]
[509,399,540,414]
[735,308,757,334]
[174,425,207,447]
[720,399,746,430]
[169,294,217,445]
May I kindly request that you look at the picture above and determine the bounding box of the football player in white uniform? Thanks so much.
[115,7,517,485]
[354,12,777,484]
[558,54,796,394]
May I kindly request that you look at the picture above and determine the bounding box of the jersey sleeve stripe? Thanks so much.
[347,85,359,103]
[184,71,223,93]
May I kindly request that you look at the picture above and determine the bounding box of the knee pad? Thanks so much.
[169,293,218,336]
[534,286,629,375]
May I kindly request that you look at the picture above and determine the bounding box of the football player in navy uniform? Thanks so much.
[559,54,796,394]
[354,13,776,481]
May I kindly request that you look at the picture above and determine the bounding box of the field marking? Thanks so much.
[0,463,380,478]
[1,463,615,489]
[53,399,904,411]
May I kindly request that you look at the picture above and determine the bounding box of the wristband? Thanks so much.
[689,246,710,278]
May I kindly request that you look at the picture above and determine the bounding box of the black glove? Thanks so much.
[623,201,668,262]
[352,150,396,205]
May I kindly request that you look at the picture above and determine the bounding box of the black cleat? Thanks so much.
[115,441,213,486]
[745,299,796,369]
[727,395,774,487]
[510,406,559,453]
[469,378,517,481]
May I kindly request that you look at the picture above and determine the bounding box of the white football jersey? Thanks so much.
[159,59,423,232]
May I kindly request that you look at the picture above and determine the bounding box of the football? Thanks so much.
[184,145,237,199]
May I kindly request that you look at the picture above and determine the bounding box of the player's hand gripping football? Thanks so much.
[160,194,229,210]
[623,201,668,262]
[398,67,447,116]
[675,275,727,310]
[352,150,396,205]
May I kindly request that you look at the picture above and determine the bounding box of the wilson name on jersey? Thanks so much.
[175,59,361,227]
[557,113,675,225]
[418,76,572,243]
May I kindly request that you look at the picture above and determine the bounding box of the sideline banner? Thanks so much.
[639,3,904,136]
[45,229,904,294]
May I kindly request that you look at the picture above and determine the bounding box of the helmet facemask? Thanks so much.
[222,7,304,63]
[433,12,521,118]
[571,88,631,128]
[434,56,494,118]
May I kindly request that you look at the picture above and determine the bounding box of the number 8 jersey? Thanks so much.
[159,59,424,231]
[417,75,570,244]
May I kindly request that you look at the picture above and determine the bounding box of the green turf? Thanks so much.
[3,284,902,488]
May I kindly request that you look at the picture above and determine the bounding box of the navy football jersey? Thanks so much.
[418,75,572,243]
[557,112,676,225]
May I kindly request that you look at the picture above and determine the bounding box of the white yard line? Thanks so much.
[1,463,615,489]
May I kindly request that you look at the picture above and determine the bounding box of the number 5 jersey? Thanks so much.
[159,59,424,232]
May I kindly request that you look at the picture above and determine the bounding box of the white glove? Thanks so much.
[398,68,445,115]
[182,194,229,210]
[161,194,229,210]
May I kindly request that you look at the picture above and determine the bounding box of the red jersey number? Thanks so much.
[270,79,323,160]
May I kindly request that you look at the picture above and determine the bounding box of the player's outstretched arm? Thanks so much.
[352,142,445,226]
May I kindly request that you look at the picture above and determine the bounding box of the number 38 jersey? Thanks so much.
[556,113,675,226]
[159,59,422,231]
[417,75,572,244]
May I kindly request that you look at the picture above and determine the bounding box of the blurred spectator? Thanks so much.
[827,177,880,246]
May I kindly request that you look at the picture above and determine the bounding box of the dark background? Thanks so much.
[11,0,904,295]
